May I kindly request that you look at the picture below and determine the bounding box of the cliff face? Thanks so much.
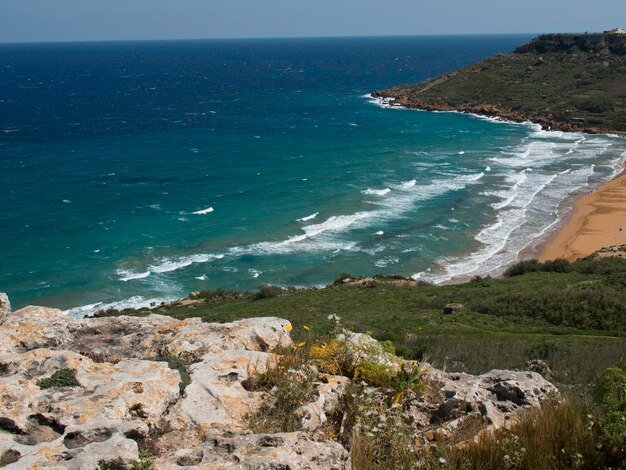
[0,296,557,469]
[515,33,626,56]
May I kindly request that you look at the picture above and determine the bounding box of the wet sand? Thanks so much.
[540,170,626,261]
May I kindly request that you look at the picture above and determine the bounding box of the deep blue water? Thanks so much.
[1,35,624,315]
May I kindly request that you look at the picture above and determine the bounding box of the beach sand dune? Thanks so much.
[540,171,626,261]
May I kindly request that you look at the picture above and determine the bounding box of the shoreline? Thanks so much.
[539,169,626,261]
[61,97,625,318]
[370,92,626,136]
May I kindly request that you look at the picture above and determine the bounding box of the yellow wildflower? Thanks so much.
[303,325,310,331]
[284,324,292,332]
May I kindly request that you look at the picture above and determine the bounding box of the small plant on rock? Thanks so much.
[37,368,80,389]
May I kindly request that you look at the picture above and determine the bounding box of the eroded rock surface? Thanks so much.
[0,297,557,469]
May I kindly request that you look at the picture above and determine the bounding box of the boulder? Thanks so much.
[425,368,558,432]
[443,303,464,315]
[0,293,10,323]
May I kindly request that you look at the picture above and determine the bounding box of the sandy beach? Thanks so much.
[540,169,626,261]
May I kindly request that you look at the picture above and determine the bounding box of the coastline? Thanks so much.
[370,92,626,136]
[539,169,626,261]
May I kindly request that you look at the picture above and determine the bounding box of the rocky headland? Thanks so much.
[0,295,558,469]
[373,31,626,134]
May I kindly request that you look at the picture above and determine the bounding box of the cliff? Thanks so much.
[373,32,626,133]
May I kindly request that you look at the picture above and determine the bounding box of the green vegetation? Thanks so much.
[111,257,626,393]
[106,256,625,467]
[37,368,80,389]
[592,361,626,455]
[439,399,610,470]
[243,349,318,433]
[153,353,193,395]
[376,33,626,133]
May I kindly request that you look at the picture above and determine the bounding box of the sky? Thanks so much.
[1,0,625,43]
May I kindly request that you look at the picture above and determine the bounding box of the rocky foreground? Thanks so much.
[0,295,557,469]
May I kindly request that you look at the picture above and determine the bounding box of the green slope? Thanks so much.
[374,33,626,133]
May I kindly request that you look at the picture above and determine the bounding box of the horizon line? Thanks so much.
[0,31,547,46]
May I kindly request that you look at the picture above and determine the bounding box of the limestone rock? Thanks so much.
[153,432,350,469]
[298,374,350,432]
[426,368,558,432]
[166,349,278,432]
[0,293,10,323]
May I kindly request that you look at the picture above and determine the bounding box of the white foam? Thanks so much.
[195,275,207,280]
[193,207,214,215]
[374,257,399,268]
[398,179,416,189]
[363,93,401,109]
[147,253,224,274]
[458,151,465,155]
[362,188,391,196]
[117,270,151,282]
[375,230,384,235]
[62,199,72,204]
[297,212,319,222]
[248,269,261,278]
[62,295,175,319]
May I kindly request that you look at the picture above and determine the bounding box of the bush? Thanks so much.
[593,362,626,456]
[253,284,285,300]
[37,369,80,389]
[443,399,607,470]
[190,289,241,302]
[0,362,8,375]
[244,352,317,433]
[354,362,396,388]
[504,259,543,277]
[308,339,352,376]
[333,272,353,286]
[575,98,614,113]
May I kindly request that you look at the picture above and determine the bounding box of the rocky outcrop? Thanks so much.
[0,293,11,323]
[0,297,558,469]
[515,33,626,56]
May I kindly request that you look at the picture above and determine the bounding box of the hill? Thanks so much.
[373,31,626,133]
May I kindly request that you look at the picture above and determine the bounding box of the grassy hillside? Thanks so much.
[373,32,626,133]
[106,256,626,393]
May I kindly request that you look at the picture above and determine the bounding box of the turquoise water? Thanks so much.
[1,36,624,315]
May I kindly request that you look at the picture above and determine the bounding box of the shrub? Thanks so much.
[354,362,396,388]
[244,353,317,433]
[253,284,285,300]
[308,339,353,376]
[189,289,241,302]
[443,399,607,470]
[593,362,626,456]
[0,362,8,375]
[37,369,80,389]
[503,259,543,277]
[344,382,417,470]
[333,272,353,286]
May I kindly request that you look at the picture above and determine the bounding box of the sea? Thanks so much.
[1,35,625,317]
